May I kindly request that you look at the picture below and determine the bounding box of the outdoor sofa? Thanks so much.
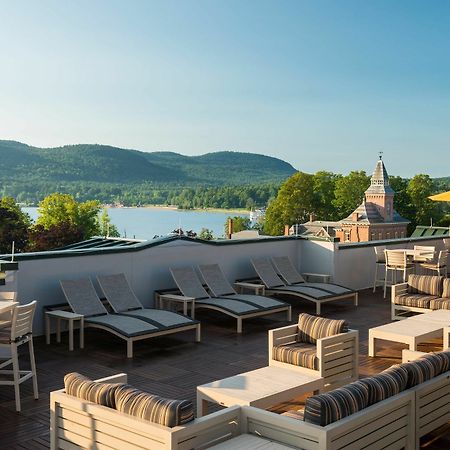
[391,274,450,320]
[269,313,359,390]
[50,349,450,449]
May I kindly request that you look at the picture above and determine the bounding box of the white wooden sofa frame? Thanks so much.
[50,373,416,450]
[268,324,359,390]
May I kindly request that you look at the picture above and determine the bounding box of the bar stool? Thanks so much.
[420,250,448,277]
[373,245,386,292]
[384,250,415,298]
[0,301,38,412]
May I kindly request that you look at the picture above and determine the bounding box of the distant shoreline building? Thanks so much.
[293,157,410,242]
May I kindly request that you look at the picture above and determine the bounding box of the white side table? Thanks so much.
[302,273,331,283]
[157,294,195,318]
[234,282,265,296]
[45,310,84,351]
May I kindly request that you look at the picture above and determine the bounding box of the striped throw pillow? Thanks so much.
[407,275,443,296]
[64,373,124,408]
[115,385,194,427]
[443,278,450,299]
[402,358,438,388]
[359,364,408,406]
[303,381,369,426]
[297,313,348,344]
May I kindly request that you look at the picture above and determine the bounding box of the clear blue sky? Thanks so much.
[0,0,449,177]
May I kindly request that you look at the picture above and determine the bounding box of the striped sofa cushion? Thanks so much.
[429,298,450,310]
[394,293,437,309]
[407,275,443,296]
[402,358,438,388]
[303,381,369,426]
[297,313,348,344]
[358,364,408,406]
[443,279,450,299]
[272,342,318,370]
[115,385,194,427]
[437,351,450,372]
[64,373,124,408]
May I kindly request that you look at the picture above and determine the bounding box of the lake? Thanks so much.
[23,207,248,240]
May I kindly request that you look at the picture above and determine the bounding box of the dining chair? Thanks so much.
[413,245,435,263]
[384,250,415,298]
[420,250,448,277]
[373,245,386,292]
[0,301,38,412]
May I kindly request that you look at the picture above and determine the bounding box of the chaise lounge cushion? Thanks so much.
[115,385,194,427]
[394,293,438,309]
[297,313,348,345]
[358,364,408,406]
[303,381,369,426]
[64,373,125,409]
[272,342,318,370]
[407,275,443,296]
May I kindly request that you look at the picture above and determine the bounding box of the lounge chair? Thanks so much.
[97,273,201,340]
[170,267,291,333]
[60,279,199,358]
[251,257,358,315]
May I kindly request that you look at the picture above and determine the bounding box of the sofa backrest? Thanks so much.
[407,275,443,296]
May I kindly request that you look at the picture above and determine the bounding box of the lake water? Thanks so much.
[23,207,248,240]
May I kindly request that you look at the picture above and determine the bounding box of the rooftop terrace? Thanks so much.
[1,288,449,449]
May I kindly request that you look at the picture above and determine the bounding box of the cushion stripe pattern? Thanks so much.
[115,385,194,427]
[443,278,450,299]
[272,343,318,370]
[394,293,437,308]
[64,373,124,408]
[303,381,369,426]
[402,358,438,388]
[297,313,348,344]
[429,298,450,310]
[407,275,443,296]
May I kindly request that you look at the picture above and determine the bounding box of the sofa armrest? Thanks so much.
[268,324,298,361]
[391,282,408,302]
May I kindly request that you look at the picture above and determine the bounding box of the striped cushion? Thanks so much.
[437,351,450,372]
[394,293,436,308]
[407,275,443,296]
[443,279,450,299]
[64,373,124,408]
[272,343,318,370]
[429,298,450,310]
[297,313,348,344]
[358,364,408,406]
[115,385,194,427]
[303,381,369,426]
[402,358,438,388]
[418,353,445,375]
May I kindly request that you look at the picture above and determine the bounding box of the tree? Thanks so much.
[312,171,341,220]
[27,222,84,252]
[333,171,370,218]
[198,228,214,240]
[263,172,315,236]
[99,208,120,237]
[0,197,31,253]
[37,193,101,239]
[406,174,439,227]
[224,216,251,235]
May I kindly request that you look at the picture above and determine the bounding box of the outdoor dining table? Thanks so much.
[390,249,434,262]
[0,300,17,329]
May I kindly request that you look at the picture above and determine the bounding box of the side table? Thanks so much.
[45,310,84,351]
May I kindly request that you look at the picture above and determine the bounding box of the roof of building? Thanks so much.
[411,225,449,237]
[365,157,394,195]
[56,237,145,250]
[339,200,409,225]
[290,221,338,238]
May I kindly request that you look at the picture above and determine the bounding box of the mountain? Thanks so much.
[0,141,296,186]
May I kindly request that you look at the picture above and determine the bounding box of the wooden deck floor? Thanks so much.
[0,288,449,449]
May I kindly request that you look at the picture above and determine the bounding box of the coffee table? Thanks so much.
[369,310,450,357]
[196,366,324,417]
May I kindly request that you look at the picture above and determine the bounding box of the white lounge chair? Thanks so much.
[170,266,291,333]
[60,279,199,358]
[252,257,358,315]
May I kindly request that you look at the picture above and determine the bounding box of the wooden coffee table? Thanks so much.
[196,366,324,417]
[369,310,450,357]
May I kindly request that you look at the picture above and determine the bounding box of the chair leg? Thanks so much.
[384,268,388,298]
[29,339,39,400]
[373,264,378,292]
[11,344,21,412]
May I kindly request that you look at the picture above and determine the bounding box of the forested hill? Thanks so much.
[0,141,296,185]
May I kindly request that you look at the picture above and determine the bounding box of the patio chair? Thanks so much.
[252,257,358,315]
[268,313,359,390]
[60,279,198,358]
[444,238,450,252]
[413,245,435,262]
[170,267,290,333]
[419,250,448,277]
[384,249,415,298]
[97,273,201,341]
[372,245,386,292]
[0,301,38,412]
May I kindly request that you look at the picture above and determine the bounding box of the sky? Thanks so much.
[0,0,449,177]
